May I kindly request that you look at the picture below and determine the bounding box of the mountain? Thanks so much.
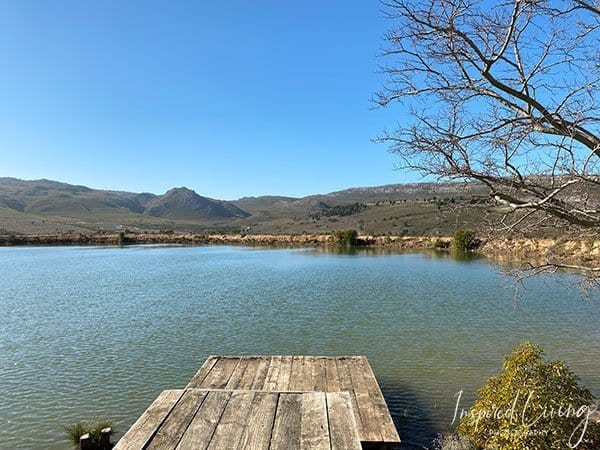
[145,187,249,220]
[0,177,495,236]
[0,178,249,227]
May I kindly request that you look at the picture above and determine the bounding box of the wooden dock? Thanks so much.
[115,355,400,449]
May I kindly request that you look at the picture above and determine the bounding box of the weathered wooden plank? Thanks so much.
[300,356,316,391]
[325,357,341,392]
[334,357,364,439]
[175,391,231,450]
[326,392,362,450]
[225,356,250,389]
[206,391,255,450]
[186,356,218,388]
[198,358,240,389]
[275,356,293,391]
[238,392,279,450]
[146,390,208,450]
[251,356,271,390]
[232,357,256,389]
[312,357,328,392]
[263,355,282,390]
[300,392,329,450]
[345,356,384,442]
[114,389,185,450]
[288,356,305,391]
[270,393,302,450]
[355,356,401,442]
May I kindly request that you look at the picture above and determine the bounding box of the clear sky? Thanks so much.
[0,1,415,200]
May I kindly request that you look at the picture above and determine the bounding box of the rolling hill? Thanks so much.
[0,177,498,236]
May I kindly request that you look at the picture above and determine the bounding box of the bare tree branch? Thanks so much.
[375,0,600,254]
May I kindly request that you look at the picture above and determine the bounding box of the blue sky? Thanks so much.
[0,1,414,200]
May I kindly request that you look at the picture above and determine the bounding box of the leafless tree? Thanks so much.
[375,0,599,246]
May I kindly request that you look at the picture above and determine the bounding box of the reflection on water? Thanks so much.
[312,245,486,262]
[0,245,598,449]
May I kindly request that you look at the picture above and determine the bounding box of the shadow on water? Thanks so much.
[309,245,402,256]
[310,245,485,263]
[425,249,484,263]
[380,381,446,450]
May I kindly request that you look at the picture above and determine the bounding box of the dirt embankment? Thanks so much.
[0,232,445,248]
[0,232,597,267]
[0,232,332,247]
[478,237,600,268]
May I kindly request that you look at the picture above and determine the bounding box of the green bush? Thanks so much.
[332,229,358,246]
[452,229,478,251]
[65,419,114,448]
[458,342,600,449]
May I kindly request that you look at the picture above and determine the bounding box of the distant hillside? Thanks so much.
[0,178,249,220]
[232,196,298,214]
[0,178,147,216]
[304,182,488,204]
[145,187,249,220]
[0,177,502,236]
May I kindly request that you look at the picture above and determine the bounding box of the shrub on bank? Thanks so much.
[452,229,478,251]
[458,342,600,449]
[332,229,358,246]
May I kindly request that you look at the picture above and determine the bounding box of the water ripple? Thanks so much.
[0,246,598,449]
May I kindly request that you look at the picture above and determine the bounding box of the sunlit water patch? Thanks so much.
[0,245,598,448]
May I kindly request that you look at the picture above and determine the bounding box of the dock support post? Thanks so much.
[99,427,112,449]
[79,433,92,450]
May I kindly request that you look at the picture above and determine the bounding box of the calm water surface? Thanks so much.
[0,245,598,449]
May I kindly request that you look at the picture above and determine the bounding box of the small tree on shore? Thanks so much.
[332,229,358,246]
[452,229,478,251]
[458,342,600,449]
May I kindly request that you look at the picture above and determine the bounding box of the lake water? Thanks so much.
[0,245,598,449]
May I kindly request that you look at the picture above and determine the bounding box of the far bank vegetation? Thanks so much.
[332,229,358,246]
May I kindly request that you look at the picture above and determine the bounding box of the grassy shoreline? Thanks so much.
[1,231,597,268]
